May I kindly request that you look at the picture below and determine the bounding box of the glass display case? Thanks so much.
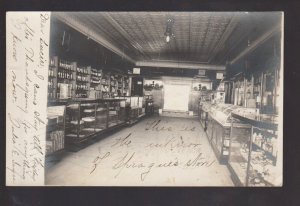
[128,96,138,124]
[117,96,146,125]
[95,101,108,131]
[206,104,254,164]
[229,109,279,186]
[107,99,126,127]
[206,105,215,141]
[65,98,126,144]
[46,105,66,155]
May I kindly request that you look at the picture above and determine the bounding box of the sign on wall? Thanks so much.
[133,67,140,74]
[216,72,224,79]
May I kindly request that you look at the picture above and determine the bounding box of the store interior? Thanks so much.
[45,12,282,186]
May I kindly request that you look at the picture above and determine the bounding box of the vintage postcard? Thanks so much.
[6,11,283,186]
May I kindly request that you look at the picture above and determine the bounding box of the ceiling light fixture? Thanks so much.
[166,35,170,43]
[164,18,175,43]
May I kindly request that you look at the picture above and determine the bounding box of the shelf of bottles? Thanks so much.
[110,74,118,97]
[101,73,110,98]
[48,56,76,100]
[48,56,131,100]
[75,66,91,98]
[48,57,58,100]
[90,68,102,89]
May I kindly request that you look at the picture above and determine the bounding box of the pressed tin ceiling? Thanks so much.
[53,12,281,67]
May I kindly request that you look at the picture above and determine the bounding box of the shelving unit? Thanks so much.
[48,56,76,100]
[47,56,139,146]
[48,56,131,100]
[75,65,91,98]
[230,69,278,114]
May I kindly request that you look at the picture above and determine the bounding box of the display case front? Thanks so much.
[206,106,215,141]
[207,104,253,164]
[229,109,279,186]
[228,124,252,186]
[65,101,97,143]
[95,101,108,131]
[65,98,126,144]
[108,101,119,128]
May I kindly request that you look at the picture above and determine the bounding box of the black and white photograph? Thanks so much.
[6,11,283,187]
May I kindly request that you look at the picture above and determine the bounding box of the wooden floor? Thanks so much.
[45,116,234,186]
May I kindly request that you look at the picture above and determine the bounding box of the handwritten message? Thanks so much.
[89,120,215,182]
[6,12,50,185]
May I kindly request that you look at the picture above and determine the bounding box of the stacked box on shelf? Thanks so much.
[46,130,65,155]
[46,105,66,155]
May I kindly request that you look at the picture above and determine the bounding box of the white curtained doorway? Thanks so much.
[163,84,190,111]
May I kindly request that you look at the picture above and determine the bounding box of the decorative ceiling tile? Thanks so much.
[55,12,281,65]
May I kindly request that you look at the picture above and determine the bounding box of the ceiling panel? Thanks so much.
[53,12,281,66]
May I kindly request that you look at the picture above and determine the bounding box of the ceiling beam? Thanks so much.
[53,12,136,63]
[229,23,281,65]
[136,61,225,70]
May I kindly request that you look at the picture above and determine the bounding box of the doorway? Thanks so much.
[163,84,190,111]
